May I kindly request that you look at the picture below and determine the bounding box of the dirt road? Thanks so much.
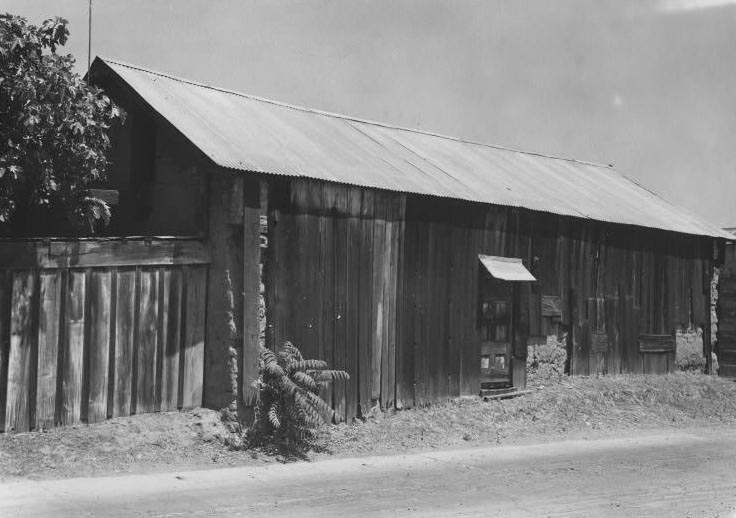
[2,429,736,517]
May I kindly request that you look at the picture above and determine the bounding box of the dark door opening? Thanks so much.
[479,275,513,389]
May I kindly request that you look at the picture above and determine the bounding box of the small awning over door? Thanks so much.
[478,255,536,281]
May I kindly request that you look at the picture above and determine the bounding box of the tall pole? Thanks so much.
[87,0,92,74]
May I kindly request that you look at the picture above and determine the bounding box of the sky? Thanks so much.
[5,0,736,226]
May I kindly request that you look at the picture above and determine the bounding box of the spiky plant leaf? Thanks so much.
[291,359,329,371]
[268,402,281,429]
[251,341,349,453]
[292,371,319,392]
[311,369,351,382]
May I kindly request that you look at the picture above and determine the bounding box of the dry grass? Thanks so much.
[2,373,734,480]
[317,373,736,456]
[0,408,268,481]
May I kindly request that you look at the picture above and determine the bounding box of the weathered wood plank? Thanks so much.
[332,188,348,421]
[413,219,429,406]
[113,270,136,417]
[388,198,405,405]
[5,272,35,432]
[87,271,111,423]
[357,192,374,415]
[136,270,159,414]
[370,209,386,404]
[426,222,446,403]
[0,271,10,431]
[35,271,60,429]
[160,269,182,411]
[463,223,484,396]
[61,271,85,426]
[0,239,210,269]
[445,222,462,399]
[380,213,394,408]
[396,213,418,407]
[638,334,675,353]
[318,205,334,410]
[182,266,206,408]
[345,191,361,420]
[604,296,621,374]
[50,240,209,269]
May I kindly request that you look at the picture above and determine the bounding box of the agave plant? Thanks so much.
[251,342,349,449]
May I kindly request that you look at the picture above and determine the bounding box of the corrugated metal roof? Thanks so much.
[93,57,731,239]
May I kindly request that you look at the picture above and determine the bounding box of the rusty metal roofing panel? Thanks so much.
[479,255,536,282]
[94,57,731,239]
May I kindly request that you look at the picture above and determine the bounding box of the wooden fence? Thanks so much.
[0,238,209,432]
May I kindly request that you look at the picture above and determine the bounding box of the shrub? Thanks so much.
[676,328,707,373]
[527,335,567,384]
[250,342,348,452]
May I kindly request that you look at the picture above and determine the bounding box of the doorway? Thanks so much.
[479,275,513,388]
[476,255,536,390]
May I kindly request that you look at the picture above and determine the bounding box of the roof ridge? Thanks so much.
[98,56,613,170]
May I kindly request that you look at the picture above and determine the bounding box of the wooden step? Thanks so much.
[479,387,531,401]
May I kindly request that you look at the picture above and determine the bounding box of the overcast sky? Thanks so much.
[6,0,736,226]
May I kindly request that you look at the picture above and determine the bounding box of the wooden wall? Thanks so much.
[266,179,404,421]
[719,243,736,377]
[398,199,529,408]
[262,180,715,418]
[0,239,209,432]
[399,197,713,407]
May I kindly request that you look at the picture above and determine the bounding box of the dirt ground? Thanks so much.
[318,372,736,457]
[0,408,271,481]
[2,372,735,481]
[5,430,735,517]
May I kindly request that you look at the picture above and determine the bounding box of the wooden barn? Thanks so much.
[1,56,728,432]
[86,57,731,419]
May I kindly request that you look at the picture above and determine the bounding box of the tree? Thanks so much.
[0,13,124,233]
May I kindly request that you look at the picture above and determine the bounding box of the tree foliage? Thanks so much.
[0,13,124,232]
[251,342,349,452]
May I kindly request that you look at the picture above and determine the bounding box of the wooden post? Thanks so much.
[705,241,714,374]
[242,178,266,415]
[203,171,244,410]
[512,282,529,389]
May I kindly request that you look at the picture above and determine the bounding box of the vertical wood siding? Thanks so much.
[0,239,209,432]
[267,180,404,421]
[720,243,736,377]
[266,179,715,418]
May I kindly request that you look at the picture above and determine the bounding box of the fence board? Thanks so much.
[36,272,61,429]
[113,270,136,417]
[5,272,35,432]
[182,266,206,408]
[87,271,111,423]
[136,270,159,413]
[0,239,209,270]
[160,269,182,411]
[61,271,85,425]
[0,272,10,431]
